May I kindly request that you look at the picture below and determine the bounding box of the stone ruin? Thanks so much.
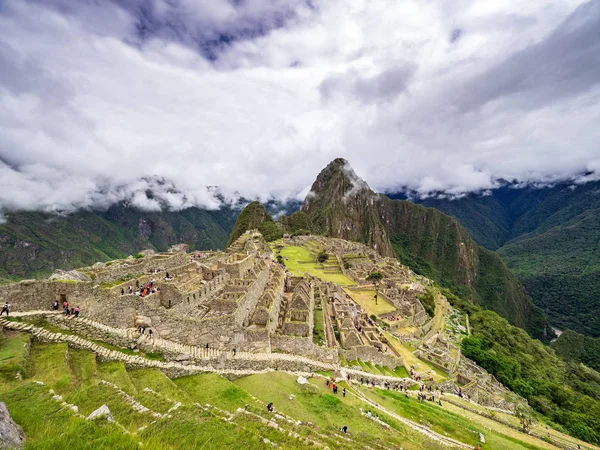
[0,230,525,411]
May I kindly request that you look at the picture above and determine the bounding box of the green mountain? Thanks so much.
[552,329,600,373]
[400,181,600,337]
[297,159,550,339]
[226,201,283,246]
[0,204,237,282]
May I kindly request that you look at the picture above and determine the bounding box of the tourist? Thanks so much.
[343,388,346,397]
[0,301,10,316]
[233,347,237,356]
[52,301,59,311]
[341,425,348,433]
[267,402,274,412]
[74,307,80,318]
[139,326,145,335]
[128,285,133,294]
[121,288,124,295]
[148,329,153,338]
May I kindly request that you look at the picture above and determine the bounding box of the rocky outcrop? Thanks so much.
[48,269,92,282]
[86,404,114,422]
[0,402,25,449]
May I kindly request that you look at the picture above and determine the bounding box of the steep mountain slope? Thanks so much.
[0,205,237,283]
[299,159,549,339]
[226,201,283,246]
[397,182,600,337]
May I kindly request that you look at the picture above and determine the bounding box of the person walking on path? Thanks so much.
[0,302,10,316]
[232,347,237,357]
[343,388,346,397]
[74,307,80,318]
[52,301,59,311]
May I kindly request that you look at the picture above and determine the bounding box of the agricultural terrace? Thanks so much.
[278,245,355,286]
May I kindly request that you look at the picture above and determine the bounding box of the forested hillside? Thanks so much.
[0,205,237,283]
[392,181,600,337]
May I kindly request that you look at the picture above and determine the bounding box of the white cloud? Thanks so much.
[0,0,599,215]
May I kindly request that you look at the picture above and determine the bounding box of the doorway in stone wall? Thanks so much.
[60,294,67,303]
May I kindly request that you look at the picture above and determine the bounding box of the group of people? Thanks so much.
[121,278,158,297]
[138,325,153,337]
[53,300,80,318]
[326,378,346,396]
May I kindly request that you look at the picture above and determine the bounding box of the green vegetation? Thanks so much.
[294,158,549,340]
[133,253,144,259]
[279,245,355,285]
[343,288,395,316]
[312,308,325,345]
[316,250,329,263]
[411,181,600,338]
[0,206,237,283]
[445,289,600,444]
[552,330,600,373]
[417,287,436,317]
[0,335,591,449]
[0,334,31,380]
[227,201,283,246]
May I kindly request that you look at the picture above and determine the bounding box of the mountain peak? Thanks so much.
[302,159,372,211]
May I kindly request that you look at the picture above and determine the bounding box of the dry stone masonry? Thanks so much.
[0,230,521,411]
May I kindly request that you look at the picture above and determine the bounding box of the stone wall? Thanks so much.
[218,254,255,279]
[271,334,338,364]
[90,253,189,284]
[341,345,402,369]
[161,271,229,310]
[46,315,133,348]
[233,264,270,327]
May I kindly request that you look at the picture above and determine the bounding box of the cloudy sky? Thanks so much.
[1,0,599,214]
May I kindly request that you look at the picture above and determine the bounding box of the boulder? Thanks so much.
[0,402,24,449]
[296,376,308,385]
[134,316,152,328]
[168,244,189,253]
[174,353,191,362]
[86,404,113,422]
[48,269,92,282]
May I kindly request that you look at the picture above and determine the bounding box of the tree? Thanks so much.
[515,405,534,433]
[366,272,383,305]
[317,250,329,264]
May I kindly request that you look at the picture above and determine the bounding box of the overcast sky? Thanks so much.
[1,0,599,214]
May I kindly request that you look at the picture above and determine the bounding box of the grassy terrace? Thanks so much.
[343,288,396,316]
[279,245,355,285]
[1,334,595,450]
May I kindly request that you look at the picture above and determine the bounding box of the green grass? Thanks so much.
[313,308,325,345]
[233,372,438,450]
[175,373,256,412]
[280,246,355,285]
[344,288,396,316]
[358,386,544,450]
[1,382,141,450]
[29,343,74,392]
[1,339,587,449]
[0,334,31,381]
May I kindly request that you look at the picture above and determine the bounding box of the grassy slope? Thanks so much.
[0,335,595,449]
